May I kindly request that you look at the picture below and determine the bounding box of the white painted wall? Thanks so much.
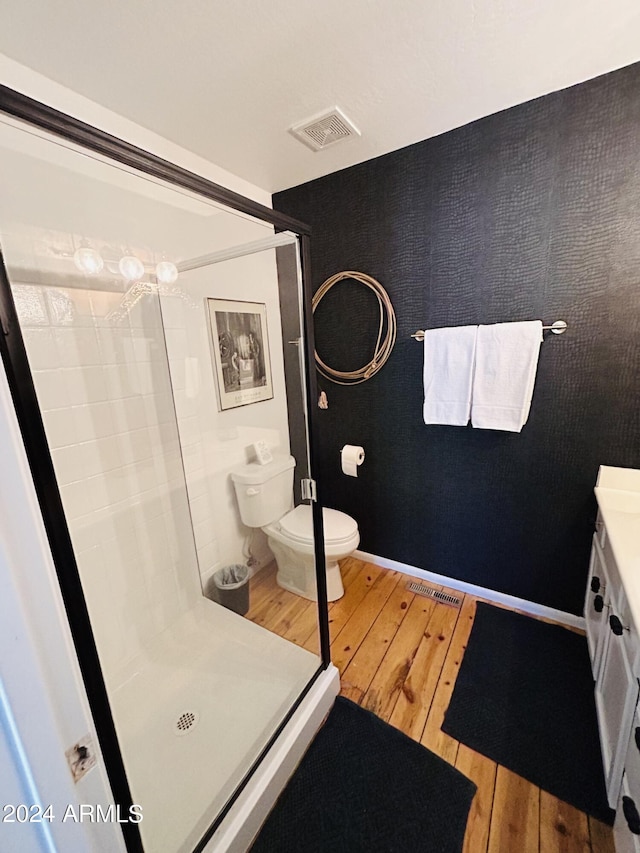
[162,241,296,589]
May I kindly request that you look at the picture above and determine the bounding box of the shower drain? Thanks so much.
[174,710,200,736]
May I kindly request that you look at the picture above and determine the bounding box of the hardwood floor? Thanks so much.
[246,557,615,853]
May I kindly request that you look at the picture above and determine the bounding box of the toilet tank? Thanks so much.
[231,455,296,528]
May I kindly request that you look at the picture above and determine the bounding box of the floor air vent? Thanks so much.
[175,710,199,736]
[406,582,462,608]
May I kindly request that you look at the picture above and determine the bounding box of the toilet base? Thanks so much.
[267,534,345,602]
[276,559,344,603]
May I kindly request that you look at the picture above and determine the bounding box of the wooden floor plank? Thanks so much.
[337,556,364,592]
[420,594,475,764]
[540,790,591,853]
[260,589,315,638]
[295,560,383,654]
[588,816,616,853]
[455,745,497,853]
[245,582,297,629]
[249,561,277,589]
[488,766,539,853]
[280,599,318,646]
[245,569,289,622]
[388,598,460,741]
[327,561,385,639]
[340,580,415,698]
[246,564,278,614]
[362,593,438,722]
[330,569,403,675]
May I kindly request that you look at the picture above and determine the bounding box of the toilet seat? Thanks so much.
[277,505,357,548]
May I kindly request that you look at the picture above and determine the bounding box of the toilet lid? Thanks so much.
[279,505,357,547]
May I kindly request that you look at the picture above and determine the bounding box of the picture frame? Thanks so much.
[206,298,273,411]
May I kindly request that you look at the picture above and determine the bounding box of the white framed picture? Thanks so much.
[206,298,273,411]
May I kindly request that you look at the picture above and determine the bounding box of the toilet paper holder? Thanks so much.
[340,444,365,477]
[338,446,366,458]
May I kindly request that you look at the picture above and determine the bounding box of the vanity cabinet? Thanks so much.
[586,519,639,809]
[585,528,612,682]
[585,468,640,852]
[615,712,640,853]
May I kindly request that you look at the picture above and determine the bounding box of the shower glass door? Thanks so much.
[0,112,324,852]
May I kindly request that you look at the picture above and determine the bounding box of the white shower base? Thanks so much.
[108,598,321,853]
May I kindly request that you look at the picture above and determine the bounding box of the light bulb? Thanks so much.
[118,255,145,281]
[73,247,104,275]
[155,260,178,285]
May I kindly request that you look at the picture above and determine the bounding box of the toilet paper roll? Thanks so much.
[341,444,365,477]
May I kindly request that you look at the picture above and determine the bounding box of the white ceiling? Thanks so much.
[1,0,640,193]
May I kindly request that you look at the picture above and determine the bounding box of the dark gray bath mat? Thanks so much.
[250,696,476,852]
[442,602,614,824]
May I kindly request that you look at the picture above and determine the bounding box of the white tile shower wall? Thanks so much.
[160,246,293,588]
[13,281,201,690]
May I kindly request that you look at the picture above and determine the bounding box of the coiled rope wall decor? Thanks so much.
[312,271,397,385]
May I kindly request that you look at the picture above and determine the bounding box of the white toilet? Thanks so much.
[231,455,359,601]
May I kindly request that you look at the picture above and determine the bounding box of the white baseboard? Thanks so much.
[353,549,585,631]
[206,665,340,853]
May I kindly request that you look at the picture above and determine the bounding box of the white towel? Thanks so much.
[423,325,478,426]
[471,321,543,432]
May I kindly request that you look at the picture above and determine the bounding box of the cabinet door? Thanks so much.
[615,772,640,853]
[585,537,611,682]
[614,715,640,853]
[596,620,639,806]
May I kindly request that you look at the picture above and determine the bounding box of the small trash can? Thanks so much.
[207,564,250,616]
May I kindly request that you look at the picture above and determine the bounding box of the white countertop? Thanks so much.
[595,465,640,630]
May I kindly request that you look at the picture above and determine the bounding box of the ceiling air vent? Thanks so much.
[289,107,360,152]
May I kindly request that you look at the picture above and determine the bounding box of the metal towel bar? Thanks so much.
[411,319,567,341]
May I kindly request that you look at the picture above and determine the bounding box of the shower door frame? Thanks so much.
[0,85,330,853]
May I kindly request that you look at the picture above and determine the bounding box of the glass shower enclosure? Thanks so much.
[0,89,331,853]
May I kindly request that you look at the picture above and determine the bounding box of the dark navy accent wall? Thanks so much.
[274,64,640,616]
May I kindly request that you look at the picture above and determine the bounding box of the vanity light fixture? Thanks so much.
[73,246,104,275]
[118,255,145,282]
[71,244,178,285]
[155,260,179,284]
